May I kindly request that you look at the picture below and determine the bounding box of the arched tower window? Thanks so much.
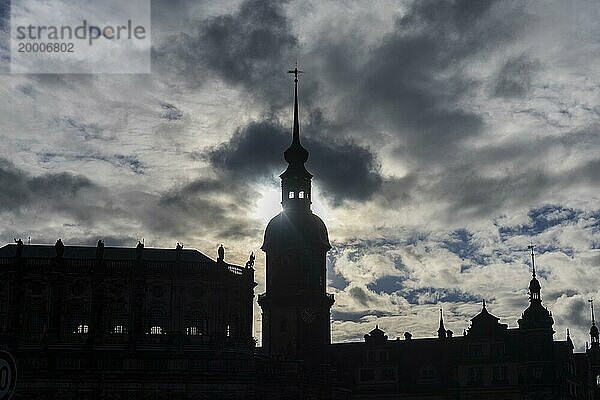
[288,191,295,199]
[299,191,304,199]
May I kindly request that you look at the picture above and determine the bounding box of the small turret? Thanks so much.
[590,300,599,349]
[364,325,388,344]
[518,245,554,332]
[438,309,447,339]
[55,239,64,259]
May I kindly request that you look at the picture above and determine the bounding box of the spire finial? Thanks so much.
[482,299,486,309]
[438,308,447,338]
[527,244,536,277]
[590,299,596,326]
[287,62,303,145]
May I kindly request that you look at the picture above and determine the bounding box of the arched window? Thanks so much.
[299,191,304,199]
[150,326,163,335]
[113,325,126,334]
[184,310,208,336]
[105,300,129,336]
[64,302,88,334]
[146,308,168,335]
[288,191,295,199]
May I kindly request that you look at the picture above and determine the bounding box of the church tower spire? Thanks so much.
[288,64,303,153]
[281,64,312,212]
[259,65,333,364]
[527,245,541,302]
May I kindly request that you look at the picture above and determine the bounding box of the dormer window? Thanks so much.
[288,191,295,199]
[299,191,304,199]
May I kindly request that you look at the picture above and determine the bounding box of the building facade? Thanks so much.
[0,241,260,399]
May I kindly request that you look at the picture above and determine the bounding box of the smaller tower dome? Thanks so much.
[518,246,554,331]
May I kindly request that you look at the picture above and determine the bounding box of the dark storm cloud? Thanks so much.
[348,286,375,307]
[205,117,383,204]
[0,156,261,243]
[437,157,600,220]
[149,177,262,240]
[560,297,590,329]
[399,287,481,305]
[200,0,296,86]
[0,158,95,211]
[494,55,541,98]
[337,0,528,159]
[153,0,301,105]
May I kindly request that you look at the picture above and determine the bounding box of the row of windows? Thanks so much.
[18,314,228,336]
[71,323,229,336]
[288,191,307,199]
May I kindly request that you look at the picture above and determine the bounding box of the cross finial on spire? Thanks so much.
[286,63,304,148]
[287,61,303,83]
[590,299,596,326]
[482,299,486,309]
[527,244,536,277]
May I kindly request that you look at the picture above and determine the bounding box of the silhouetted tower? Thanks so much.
[437,309,447,339]
[587,299,600,393]
[517,245,556,398]
[259,66,333,362]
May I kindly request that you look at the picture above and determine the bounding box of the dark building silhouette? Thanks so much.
[1,69,600,399]
[259,66,334,363]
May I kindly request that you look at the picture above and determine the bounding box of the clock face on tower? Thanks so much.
[301,307,315,324]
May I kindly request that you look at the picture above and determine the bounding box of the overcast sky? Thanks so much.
[0,0,599,348]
